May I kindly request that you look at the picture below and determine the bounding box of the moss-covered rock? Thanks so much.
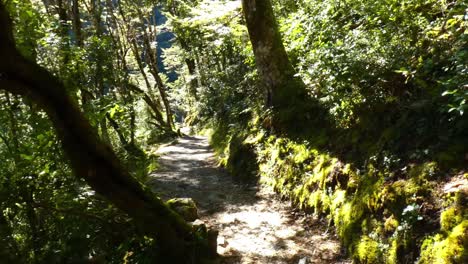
[225,135,258,183]
[441,206,464,233]
[166,198,199,222]
[419,220,468,263]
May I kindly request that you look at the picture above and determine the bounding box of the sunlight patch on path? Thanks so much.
[149,135,350,264]
[205,187,346,263]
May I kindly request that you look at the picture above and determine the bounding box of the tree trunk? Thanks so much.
[177,33,199,100]
[241,0,322,132]
[129,104,136,144]
[70,0,94,110]
[23,183,40,264]
[72,0,82,47]
[57,0,70,67]
[185,57,199,100]
[90,0,111,143]
[104,0,168,131]
[194,49,208,88]
[0,4,216,262]
[168,6,199,101]
[112,1,170,130]
[136,8,175,130]
[241,0,302,104]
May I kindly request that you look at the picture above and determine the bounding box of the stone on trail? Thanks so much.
[191,219,219,254]
[166,197,199,222]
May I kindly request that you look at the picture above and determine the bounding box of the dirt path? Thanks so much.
[148,135,350,264]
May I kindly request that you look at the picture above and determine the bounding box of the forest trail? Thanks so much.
[148,135,350,264]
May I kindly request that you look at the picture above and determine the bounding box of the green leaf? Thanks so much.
[442,89,458,96]
[20,154,33,161]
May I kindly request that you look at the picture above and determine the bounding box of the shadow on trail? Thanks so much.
[147,135,260,215]
[147,135,350,263]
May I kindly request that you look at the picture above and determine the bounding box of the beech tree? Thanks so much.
[0,3,216,263]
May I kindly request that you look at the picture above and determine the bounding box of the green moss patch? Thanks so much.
[419,220,468,264]
[207,125,466,263]
[354,235,383,263]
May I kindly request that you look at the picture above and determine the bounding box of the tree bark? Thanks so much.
[241,0,302,104]
[72,0,83,47]
[57,0,70,66]
[23,182,40,264]
[127,83,169,128]
[112,1,171,130]
[0,4,216,262]
[90,0,111,143]
[168,6,199,100]
[136,8,175,130]
[241,0,322,132]
[70,0,95,110]
[104,0,169,131]
[106,112,144,156]
[185,57,199,100]
[175,27,199,100]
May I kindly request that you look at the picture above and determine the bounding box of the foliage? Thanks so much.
[0,0,177,262]
[164,0,259,127]
[166,1,467,262]
[277,0,468,127]
[1,0,467,262]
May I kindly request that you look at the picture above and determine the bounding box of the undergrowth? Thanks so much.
[207,118,467,263]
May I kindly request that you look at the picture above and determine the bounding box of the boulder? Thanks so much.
[166,197,199,222]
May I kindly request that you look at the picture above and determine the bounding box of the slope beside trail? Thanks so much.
[147,134,350,264]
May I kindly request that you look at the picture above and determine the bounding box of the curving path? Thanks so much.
[147,135,350,264]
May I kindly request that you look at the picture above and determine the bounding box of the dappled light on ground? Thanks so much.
[208,187,348,264]
[149,135,350,263]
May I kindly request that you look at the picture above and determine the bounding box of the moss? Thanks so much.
[408,162,438,181]
[166,198,199,222]
[244,130,266,145]
[208,124,230,158]
[290,142,311,164]
[419,220,468,264]
[227,130,464,263]
[384,215,399,233]
[386,239,399,264]
[306,189,332,214]
[354,235,382,263]
[226,135,258,183]
[440,207,464,233]
[331,190,346,214]
[380,180,418,215]
[334,201,365,247]
[379,162,437,215]
[354,169,385,213]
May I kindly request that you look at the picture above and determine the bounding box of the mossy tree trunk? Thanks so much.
[241,0,323,132]
[0,4,216,263]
